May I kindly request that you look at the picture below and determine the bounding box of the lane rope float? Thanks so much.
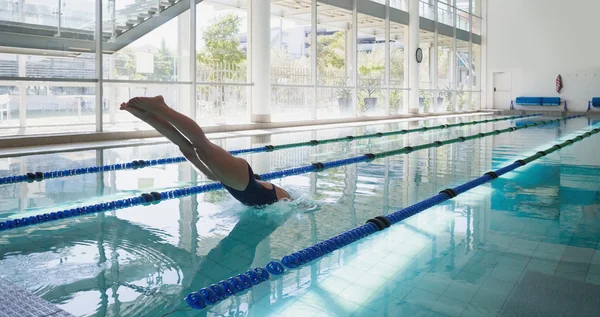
[184,124,600,310]
[0,115,581,232]
[0,114,540,185]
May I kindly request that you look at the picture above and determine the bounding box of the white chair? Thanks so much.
[0,94,10,123]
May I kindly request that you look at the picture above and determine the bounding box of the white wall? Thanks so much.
[486,0,600,111]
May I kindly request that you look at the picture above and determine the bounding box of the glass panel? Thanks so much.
[456,9,470,31]
[389,89,405,115]
[444,90,455,112]
[438,32,454,113]
[437,34,453,91]
[196,84,248,124]
[473,0,482,16]
[456,91,469,111]
[419,1,434,20]
[390,21,407,114]
[105,11,190,81]
[437,2,454,26]
[196,2,247,84]
[472,43,481,92]
[316,7,352,87]
[270,15,311,85]
[472,16,481,35]
[271,86,312,122]
[471,91,481,110]
[357,13,385,116]
[419,32,433,89]
[456,39,470,90]
[0,0,95,31]
[317,87,355,119]
[390,22,406,89]
[107,0,162,36]
[103,83,186,131]
[25,83,96,128]
[0,53,96,79]
[0,85,20,132]
[456,0,470,13]
[316,5,353,119]
[390,0,407,11]
[419,89,435,113]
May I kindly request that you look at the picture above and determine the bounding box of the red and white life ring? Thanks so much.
[556,75,563,93]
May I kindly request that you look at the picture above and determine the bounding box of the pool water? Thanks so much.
[1,114,600,317]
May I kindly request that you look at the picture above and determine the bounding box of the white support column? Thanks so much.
[250,0,271,123]
[311,0,317,119]
[96,0,103,132]
[384,0,390,115]
[352,0,358,117]
[408,0,420,114]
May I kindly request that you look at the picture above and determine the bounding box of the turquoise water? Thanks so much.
[1,114,600,317]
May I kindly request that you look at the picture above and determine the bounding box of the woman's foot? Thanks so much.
[120,102,151,119]
[127,96,169,114]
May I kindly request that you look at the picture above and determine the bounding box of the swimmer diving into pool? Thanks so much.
[120,95,291,207]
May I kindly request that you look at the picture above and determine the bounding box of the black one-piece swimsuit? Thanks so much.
[221,163,279,207]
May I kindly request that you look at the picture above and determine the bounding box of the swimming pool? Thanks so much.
[1,113,600,317]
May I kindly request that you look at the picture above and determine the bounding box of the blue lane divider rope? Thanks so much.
[184,126,600,310]
[0,115,578,233]
[0,114,541,185]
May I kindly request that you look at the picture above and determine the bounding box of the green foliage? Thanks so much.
[437,48,449,78]
[147,39,174,81]
[115,39,175,81]
[197,13,246,68]
[390,46,405,83]
[316,31,346,71]
[389,90,404,114]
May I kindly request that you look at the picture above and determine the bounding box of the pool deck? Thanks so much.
[0,277,74,317]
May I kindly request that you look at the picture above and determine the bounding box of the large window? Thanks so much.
[102,5,190,131]
[0,0,96,134]
[270,1,312,121]
[419,31,433,112]
[389,22,406,115]
[437,34,454,112]
[316,5,353,119]
[357,13,386,116]
[195,1,248,124]
[0,0,484,136]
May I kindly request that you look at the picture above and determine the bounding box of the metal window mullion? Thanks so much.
[190,0,197,120]
[468,0,473,109]
[352,0,358,117]
[95,0,103,132]
[312,0,317,119]
[433,0,439,112]
[451,0,457,112]
[385,0,390,115]
[247,0,253,121]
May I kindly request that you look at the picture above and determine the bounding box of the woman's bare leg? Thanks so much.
[128,96,249,191]
[120,103,217,181]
